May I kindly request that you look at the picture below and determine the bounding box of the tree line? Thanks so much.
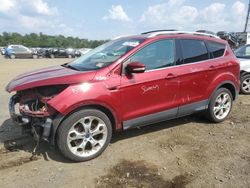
[0,32,108,48]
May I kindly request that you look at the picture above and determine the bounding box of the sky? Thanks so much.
[0,0,248,39]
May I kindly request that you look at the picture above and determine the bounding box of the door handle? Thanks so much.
[208,66,216,71]
[165,73,177,80]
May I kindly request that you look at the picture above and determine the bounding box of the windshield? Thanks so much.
[66,38,145,71]
[235,45,250,59]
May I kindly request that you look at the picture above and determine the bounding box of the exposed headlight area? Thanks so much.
[9,85,68,142]
[15,85,68,118]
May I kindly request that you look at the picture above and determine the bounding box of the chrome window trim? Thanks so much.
[121,38,227,74]
[145,43,227,73]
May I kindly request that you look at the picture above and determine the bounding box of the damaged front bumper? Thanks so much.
[9,94,54,142]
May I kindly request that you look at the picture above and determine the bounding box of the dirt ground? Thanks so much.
[0,55,249,188]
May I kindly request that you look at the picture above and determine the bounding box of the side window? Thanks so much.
[235,45,250,58]
[246,46,250,56]
[13,47,22,52]
[17,47,27,52]
[127,39,175,71]
[180,39,209,64]
[206,41,225,58]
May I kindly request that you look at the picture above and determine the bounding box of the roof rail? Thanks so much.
[141,29,178,35]
[113,34,135,40]
[146,30,220,39]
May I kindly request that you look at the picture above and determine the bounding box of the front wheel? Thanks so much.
[206,88,233,123]
[10,54,15,59]
[57,109,112,162]
[240,74,250,95]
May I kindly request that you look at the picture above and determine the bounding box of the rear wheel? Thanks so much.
[57,109,112,162]
[32,54,38,59]
[206,88,233,123]
[68,54,72,58]
[50,54,55,58]
[240,74,250,95]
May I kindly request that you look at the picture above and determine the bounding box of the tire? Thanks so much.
[240,74,250,95]
[32,54,38,59]
[57,109,112,162]
[50,54,55,58]
[68,54,72,58]
[10,54,15,59]
[206,88,233,123]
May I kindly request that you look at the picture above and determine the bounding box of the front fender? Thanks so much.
[48,82,122,127]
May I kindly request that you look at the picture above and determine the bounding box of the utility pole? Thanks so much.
[244,0,250,32]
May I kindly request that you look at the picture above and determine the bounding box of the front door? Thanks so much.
[120,39,180,129]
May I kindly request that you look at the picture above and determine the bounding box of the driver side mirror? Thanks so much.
[126,62,146,74]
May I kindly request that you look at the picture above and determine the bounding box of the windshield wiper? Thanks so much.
[62,63,80,71]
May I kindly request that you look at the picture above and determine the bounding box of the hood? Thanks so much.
[6,65,96,92]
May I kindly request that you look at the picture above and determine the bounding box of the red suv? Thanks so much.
[6,31,240,161]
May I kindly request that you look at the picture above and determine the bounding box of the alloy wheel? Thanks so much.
[213,92,232,120]
[242,78,250,93]
[67,116,108,158]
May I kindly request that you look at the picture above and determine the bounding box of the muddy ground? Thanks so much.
[0,55,249,188]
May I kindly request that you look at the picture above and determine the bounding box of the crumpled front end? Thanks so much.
[9,85,68,141]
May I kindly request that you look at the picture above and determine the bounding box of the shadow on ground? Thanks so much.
[111,113,210,143]
[0,113,211,164]
[0,119,26,143]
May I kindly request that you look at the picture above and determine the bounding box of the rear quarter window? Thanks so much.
[180,39,209,64]
[206,41,226,58]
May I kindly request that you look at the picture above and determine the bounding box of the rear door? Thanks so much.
[22,47,32,58]
[177,39,216,115]
[120,39,180,128]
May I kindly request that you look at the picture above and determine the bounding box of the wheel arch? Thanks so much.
[240,70,250,78]
[50,104,118,145]
[211,81,238,101]
[240,71,250,94]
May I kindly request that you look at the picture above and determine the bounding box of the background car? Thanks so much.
[74,49,81,57]
[44,48,75,58]
[79,48,92,55]
[0,47,6,55]
[235,44,250,94]
[5,45,38,59]
[35,47,47,58]
[217,31,239,50]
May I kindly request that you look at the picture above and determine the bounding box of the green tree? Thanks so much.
[0,32,109,48]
